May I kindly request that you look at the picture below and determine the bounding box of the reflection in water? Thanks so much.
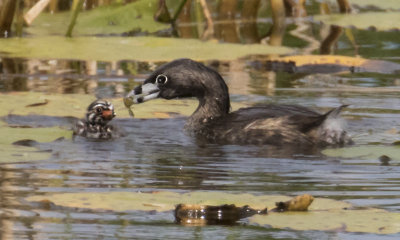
[284,0,307,17]
[215,0,240,43]
[176,0,193,38]
[320,25,343,55]
[1,58,28,91]
[267,0,286,46]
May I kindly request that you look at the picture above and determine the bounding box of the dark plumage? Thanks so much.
[124,59,352,147]
[73,100,117,139]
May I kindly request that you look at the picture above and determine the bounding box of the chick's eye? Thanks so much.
[156,74,168,85]
[96,108,102,113]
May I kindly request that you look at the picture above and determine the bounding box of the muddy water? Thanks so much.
[1,5,400,240]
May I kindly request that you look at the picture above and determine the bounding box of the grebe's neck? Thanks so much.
[186,82,230,129]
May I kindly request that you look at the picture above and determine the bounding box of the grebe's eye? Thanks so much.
[156,74,168,85]
[96,107,102,113]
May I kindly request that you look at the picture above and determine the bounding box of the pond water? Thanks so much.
[1,0,400,239]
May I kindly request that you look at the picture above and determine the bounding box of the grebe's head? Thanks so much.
[86,100,115,126]
[124,58,230,114]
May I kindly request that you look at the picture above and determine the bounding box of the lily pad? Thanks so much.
[0,143,50,163]
[0,92,247,119]
[314,12,400,31]
[26,191,400,234]
[0,121,72,163]
[322,145,400,161]
[27,0,168,36]
[0,36,293,62]
[251,207,400,234]
[0,92,95,118]
[0,122,72,145]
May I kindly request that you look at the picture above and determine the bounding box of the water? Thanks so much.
[2,115,399,239]
[1,1,400,239]
[1,69,400,239]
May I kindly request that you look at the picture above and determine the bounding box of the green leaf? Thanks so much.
[27,0,169,36]
[0,36,293,62]
[322,146,400,160]
[26,191,400,234]
[314,12,400,31]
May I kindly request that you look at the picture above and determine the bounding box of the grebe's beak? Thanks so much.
[123,83,160,108]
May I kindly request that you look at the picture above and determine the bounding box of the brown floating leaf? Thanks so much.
[274,194,314,212]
